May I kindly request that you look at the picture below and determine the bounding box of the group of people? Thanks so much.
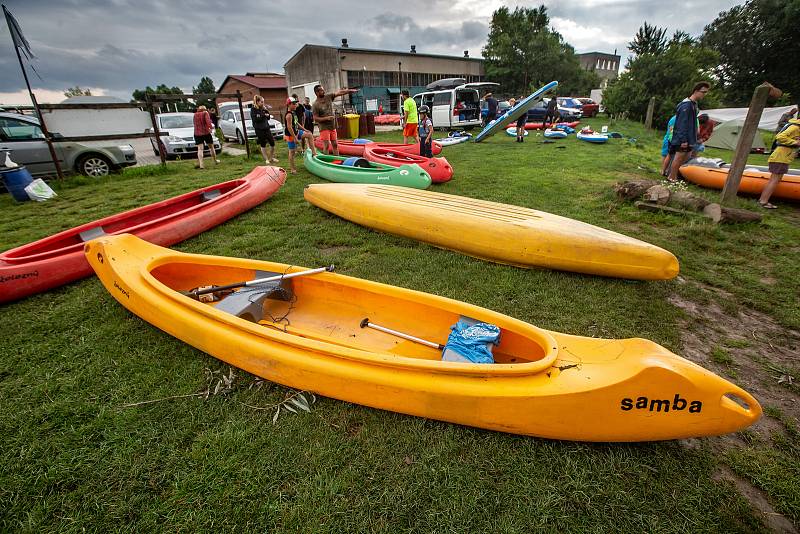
[661,81,800,209]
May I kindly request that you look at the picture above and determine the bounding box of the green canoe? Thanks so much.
[303,150,431,189]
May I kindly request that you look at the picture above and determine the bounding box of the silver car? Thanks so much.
[219,107,284,144]
[0,111,136,177]
[149,112,221,159]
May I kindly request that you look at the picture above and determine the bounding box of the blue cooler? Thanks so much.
[1,166,34,202]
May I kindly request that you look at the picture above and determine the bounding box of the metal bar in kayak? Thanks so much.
[360,318,445,350]
[186,265,334,298]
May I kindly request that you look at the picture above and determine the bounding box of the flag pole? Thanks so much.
[3,4,64,179]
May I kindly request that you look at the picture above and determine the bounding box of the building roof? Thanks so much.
[284,44,483,68]
[576,51,620,58]
[218,74,288,90]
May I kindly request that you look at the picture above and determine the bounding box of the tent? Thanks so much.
[704,119,766,151]
[703,105,793,132]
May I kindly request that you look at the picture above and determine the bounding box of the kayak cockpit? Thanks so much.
[149,260,557,369]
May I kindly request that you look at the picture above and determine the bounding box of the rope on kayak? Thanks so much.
[261,265,297,328]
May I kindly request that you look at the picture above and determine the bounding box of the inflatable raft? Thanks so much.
[86,234,760,442]
[525,121,580,130]
[0,166,286,304]
[577,130,609,143]
[304,184,679,280]
[303,150,431,189]
[544,129,568,139]
[505,127,529,137]
[680,158,800,200]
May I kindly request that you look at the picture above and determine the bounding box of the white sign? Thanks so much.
[366,99,378,112]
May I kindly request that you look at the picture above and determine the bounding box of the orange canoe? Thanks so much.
[680,161,800,200]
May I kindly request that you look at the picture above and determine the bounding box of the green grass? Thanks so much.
[1,118,798,531]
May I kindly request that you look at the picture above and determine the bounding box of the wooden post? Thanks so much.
[146,95,166,167]
[29,93,65,180]
[644,97,655,129]
[236,90,251,159]
[721,82,780,204]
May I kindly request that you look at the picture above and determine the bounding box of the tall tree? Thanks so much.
[64,86,92,97]
[603,24,719,127]
[131,84,192,111]
[701,0,800,106]
[628,22,667,56]
[193,76,216,109]
[482,5,598,97]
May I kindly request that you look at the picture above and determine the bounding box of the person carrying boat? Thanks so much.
[401,90,419,144]
[667,81,710,183]
[193,105,219,169]
[759,117,800,209]
[251,95,278,164]
[418,105,433,157]
[484,92,498,124]
[312,84,357,155]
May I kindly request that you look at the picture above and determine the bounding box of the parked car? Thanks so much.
[0,112,136,177]
[526,98,582,123]
[557,97,585,117]
[575,97,600,117]
[218,106,284,144]
[411,82,499,129]
[149,112,221,159]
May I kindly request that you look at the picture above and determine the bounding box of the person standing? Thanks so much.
[513,99,526,143]
[667,81,710,183]
[759,117,800,209]
[484,92,498,124]
[284,97,307,174]
[543,97,558,127]
[661,115,677,176]
[401,89,419,144]
[251,95,278,164]
[193,105,219,169]
[300,96,316,152]
[209,107,219,129]
[417,105,433,157]
[312,84,357,155]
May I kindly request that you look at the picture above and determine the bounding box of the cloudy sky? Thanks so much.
[1,0,741,104]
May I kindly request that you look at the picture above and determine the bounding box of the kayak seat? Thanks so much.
[78,226,107,242]
[201,189,221,202]
[214,270,291,323]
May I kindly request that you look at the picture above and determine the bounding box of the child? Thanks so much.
[284,97,307,174]
[418,105,433,157]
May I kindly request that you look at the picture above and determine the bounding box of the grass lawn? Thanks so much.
[1,118,798,532]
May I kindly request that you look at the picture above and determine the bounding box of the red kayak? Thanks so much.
[524,121,580,130]
[364,144,453,183]
[0,166,286,304]
[314,138,442,157]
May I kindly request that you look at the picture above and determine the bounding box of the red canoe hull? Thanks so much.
[363,145,453,183]
[0,166,286,304]
[314,139,442,157]
[524,121,580,130]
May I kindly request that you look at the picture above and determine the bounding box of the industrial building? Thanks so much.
[284,40,485,113]
[576,52,621,87]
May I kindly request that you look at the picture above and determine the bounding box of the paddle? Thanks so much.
[184,265,335,299]
[360,318,445,350]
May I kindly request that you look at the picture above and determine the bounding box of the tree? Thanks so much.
[628,22,667,56]
[131,84,192,111]
[603,23,719,127]
[64,86,92,98]
[701,0,800,106]
[482,5,599,97]
[193,76,216,109]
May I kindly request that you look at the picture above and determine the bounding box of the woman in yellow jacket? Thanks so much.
[761,118,800,208]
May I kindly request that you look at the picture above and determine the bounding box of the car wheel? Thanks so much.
[236,130,245,144]
[78,154,112,177]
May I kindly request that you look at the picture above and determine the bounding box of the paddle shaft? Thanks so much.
[360,318,445,350]
[187,265,334,298]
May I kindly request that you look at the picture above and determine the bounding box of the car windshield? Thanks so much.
[159,115,194,129]
[233,111,254,121]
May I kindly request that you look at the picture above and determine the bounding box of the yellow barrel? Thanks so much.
[343,114,360,138]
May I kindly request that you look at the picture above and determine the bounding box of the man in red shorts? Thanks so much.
[312,84,357,155]
[401,89,419,144]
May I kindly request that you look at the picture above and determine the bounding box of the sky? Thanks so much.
[0,0,743,105]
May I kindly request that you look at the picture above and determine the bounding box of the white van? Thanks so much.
[413,82,499,129]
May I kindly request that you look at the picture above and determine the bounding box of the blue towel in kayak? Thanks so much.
[441,319,500,364]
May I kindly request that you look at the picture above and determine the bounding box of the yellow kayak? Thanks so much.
[304,184,679,280]
[86,234,759,442]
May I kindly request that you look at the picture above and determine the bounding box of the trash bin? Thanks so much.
[365,113,376,135]
[336,116,348,139]
[358,114,368,137]
[344,114,360,138]
[1,166,34,202]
